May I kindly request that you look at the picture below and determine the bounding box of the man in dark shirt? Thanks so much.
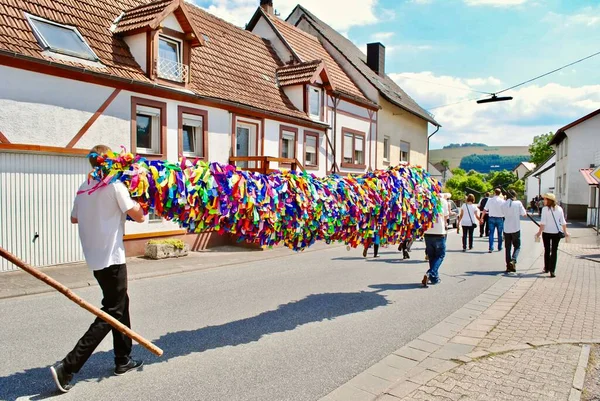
[478,192,490,237]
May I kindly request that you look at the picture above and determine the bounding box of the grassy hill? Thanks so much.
[430,146,530,170]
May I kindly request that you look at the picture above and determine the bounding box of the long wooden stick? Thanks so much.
[0,246,163,357]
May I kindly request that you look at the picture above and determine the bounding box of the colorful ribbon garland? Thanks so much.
[83,151,442,251]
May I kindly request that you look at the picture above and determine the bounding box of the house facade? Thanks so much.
[549,108,600,220]
[248,4,379,174]
[283,3,440,170]
[513,162,535,180]
[0,0,335,271]
[523,154,555,204]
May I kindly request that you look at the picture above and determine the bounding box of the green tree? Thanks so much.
[439,159,450,182]
[529,132,554,166]
[487,170,517,189]
[444,172,491,202]
[507,179,525,199]
[452,168,466,176]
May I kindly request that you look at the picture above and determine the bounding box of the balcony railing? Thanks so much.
[229,156,305,175]
[157,57,189,83]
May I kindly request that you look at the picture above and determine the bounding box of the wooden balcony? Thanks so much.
[229,156,305,174]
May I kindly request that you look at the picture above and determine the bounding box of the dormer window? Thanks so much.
[26,14,98,61]
[158,35,187,82]
[309,86,322,119]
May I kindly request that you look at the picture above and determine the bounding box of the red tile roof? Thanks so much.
[277,59,323,87]
[265,14,373,106]
[0,0,317,124]
[113,0,172,34]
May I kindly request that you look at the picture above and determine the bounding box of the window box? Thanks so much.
[131,97,167,158]
[178,106,208,159]
[341,128,366,169]
[304,131,320,170]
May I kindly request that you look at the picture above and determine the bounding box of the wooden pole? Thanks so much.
[0,246,163,357]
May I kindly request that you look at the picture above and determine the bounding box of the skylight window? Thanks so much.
[26,14,98,61]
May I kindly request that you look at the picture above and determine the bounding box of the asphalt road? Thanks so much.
[0,221,542,401]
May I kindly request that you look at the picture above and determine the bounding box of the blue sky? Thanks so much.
[194,0,600,148]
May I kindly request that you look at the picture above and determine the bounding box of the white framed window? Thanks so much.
[557,176,562,195]
[158,35,184,82]
[281,130,296,159]
[400,141,410,163]
[564,137,568,157]
[304,132,318,167]
[136,105,161,154]
[182,114,204,157]
[309,86,322,119]
[563,173,567,195]
[383,136,390,162]
[342,130,365,166]
[26,14,98,61]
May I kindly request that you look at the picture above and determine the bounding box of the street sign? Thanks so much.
[592,166,600,183]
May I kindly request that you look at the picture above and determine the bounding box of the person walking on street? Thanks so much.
[422,193,450,287]
[482,188,505,253]
[478,192,490,237]
[458,194,480,252]
[502,190,527,272]
[398,238,413,260]
[535,193,570,278]
[50,145,146,393]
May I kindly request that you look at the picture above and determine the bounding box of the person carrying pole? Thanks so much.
[50,145,147,393]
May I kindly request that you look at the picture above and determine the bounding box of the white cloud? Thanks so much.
[390,71,600,147]
[545,8,600,28]
[464,0,528,7]
[466,77,502,87]
[193,0,379,30]
[371,32,395,40]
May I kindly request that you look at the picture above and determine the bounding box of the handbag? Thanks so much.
[549,207,566,239]
[466,204,477,228]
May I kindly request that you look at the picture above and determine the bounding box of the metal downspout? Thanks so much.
[426,125,440,171]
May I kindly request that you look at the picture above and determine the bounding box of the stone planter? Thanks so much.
[145,243,190,260]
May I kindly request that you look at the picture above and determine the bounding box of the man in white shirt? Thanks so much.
[501,190,527,273]
[51,145,146,393]
[482,188,505,253]
[421,193,450,287]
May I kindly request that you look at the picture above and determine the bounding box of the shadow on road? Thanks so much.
[366,259,425,265]
[0,291,390,401]
[369,283,426,291]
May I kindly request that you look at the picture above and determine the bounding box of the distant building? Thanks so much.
[523,154,556,203]
[513,162,536,180]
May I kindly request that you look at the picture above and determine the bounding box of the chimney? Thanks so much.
[260,0,274,15]
[366,42,385,76]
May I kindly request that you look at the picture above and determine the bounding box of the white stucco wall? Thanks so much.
[123,33,147,72]
[283,85,304,113]
[163,13,183,32]
[251,16,295,64]
[377,96,427,168]
[525,155,556,201]
[556,117,600,206]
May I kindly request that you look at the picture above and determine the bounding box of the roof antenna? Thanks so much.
[274,9,280,17]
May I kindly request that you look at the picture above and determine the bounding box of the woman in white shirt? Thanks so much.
[535,193,570,278]
[458,194,480,251]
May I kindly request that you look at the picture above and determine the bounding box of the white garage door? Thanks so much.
[0,152,90,272]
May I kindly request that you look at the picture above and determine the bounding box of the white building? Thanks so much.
[0,0,343,271]
[549,108,600,220]
[513,162,535,180]
[523,154,556,204]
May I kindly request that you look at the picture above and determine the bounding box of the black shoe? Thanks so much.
[550,272,556,278]
[469,247,473,250]
[403,251,410,260]
[509,260,517,272]
[50,362,73,393]
[373,255,380,258]
[421,274,429,288]
[489,250,493,253]
[462,248,466,252]
[114,359,143,376]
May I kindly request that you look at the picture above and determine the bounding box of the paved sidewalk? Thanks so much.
[0,242,340,299]
[321,226,600,401]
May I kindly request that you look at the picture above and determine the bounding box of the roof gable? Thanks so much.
[288,5,439,126]
[114,0,203,47]
[549,107,600,145]
[277,60,333,89]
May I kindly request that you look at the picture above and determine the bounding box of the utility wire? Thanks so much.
[394,74,492,95]
[496,49,600,94]
[427,96,483,111]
